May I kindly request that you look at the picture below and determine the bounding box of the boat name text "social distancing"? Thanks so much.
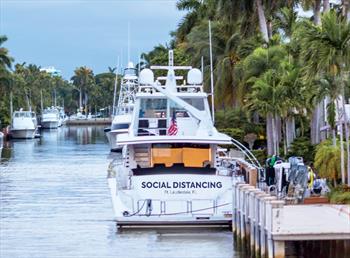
[141,181,223,189]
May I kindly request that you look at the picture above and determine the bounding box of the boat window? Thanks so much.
[183,98,205,111]
[169,100,189,118]
[139,99,167,118]
[111,123,129,130]
[124,68,137,76]
[15,112,30,118]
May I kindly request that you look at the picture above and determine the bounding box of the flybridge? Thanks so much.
[125,49,218,139]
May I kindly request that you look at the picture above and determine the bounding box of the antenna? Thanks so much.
[138,51,141,75]
[121,48,124,70]
[40,90,43,112]
[127,22,130,63]
[112,56,120,117]
[209,20,215,123]
[10,91,13,121]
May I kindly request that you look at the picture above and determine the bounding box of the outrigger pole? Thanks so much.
[201,56,204,77]
[112,56,120,117]
[208,20,215,123]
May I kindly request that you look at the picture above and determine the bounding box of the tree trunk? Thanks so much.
[256,0,269,42]
[283,119,287,156]
[79,87,82,111]
[331,128,336,147]
[311,102,322,144]
[343,0,350,22]
[286,116,296,149]
[272,113,279,156]
[276,115,282,145]
[84,92,88,114]
[314,0,322,25]
[320,99,327,141]
[267,20,273,40]
[323,0,330,13]
[336,94,345,184]
[340,91,350,185]
[266,112,274,156]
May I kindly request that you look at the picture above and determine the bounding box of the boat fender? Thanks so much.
[146,199,152,217]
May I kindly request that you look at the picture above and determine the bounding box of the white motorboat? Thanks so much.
[107,51,260,227]
[106,114,132,151]
[106,62,138,151]
[41,107,60,129]
[10,110,37,139]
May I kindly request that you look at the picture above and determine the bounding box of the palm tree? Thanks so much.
[0,35,14,91]
[0,35,13,69]
[71,67,95,113]
[299,11,350,184]
[175,0,217,44]
[245,69,287,156]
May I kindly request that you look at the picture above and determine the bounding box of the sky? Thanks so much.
[0,0,185,79]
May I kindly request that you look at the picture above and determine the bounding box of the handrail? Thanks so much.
[230,138,262,169]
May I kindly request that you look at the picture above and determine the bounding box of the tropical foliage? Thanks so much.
[143,0,349,184]
[0,38,117,125]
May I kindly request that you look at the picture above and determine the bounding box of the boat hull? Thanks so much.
[11,129,36,139]
[108,174,233,227]
[41,121,59,129]
[115,216,231,228]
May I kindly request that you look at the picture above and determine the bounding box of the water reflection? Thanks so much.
[0,125,239,258]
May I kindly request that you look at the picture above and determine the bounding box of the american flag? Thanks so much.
[167,112,178,136]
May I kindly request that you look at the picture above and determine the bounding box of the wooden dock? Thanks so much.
[66,118,111,125]
[232,181,350,258]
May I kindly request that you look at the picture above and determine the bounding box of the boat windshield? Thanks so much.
[111,123,129,130]
[124,68,137,77]
[14,112,31,118]
[44,109,58,114]
[137,97,205,136]
[139,98,205,119]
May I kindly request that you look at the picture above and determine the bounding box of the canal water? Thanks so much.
[0,126,241,258]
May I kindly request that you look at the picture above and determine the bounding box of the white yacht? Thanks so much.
[107,51,260,227]
[41,107,60,129]
[106,62,138,151]
[10,110,38,139]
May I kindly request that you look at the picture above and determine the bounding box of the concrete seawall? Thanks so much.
[232,181,350,258]
[66,118,111,125]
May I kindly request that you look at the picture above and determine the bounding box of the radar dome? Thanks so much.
[139,69,154,85]
[127,62,135,69]
[187,68,203,85]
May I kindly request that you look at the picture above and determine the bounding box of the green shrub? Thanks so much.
[220,128,245,142]
[329,186,350,204]
[287,137,315,163]
[251,149,267,166]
